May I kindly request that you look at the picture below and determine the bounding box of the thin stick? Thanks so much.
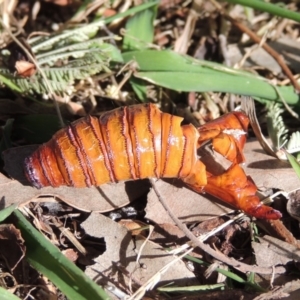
[149,179,285,275]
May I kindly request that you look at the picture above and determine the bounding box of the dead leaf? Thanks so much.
[118,219,148,236]
[2,146,150,212]
[146,139,299,224]
[43,0,73,6]
[253,279,300,300]
[150,223,187,245]
[145,178,233,224]
[15,60,36,77]
[82,212,197,294]
[66,101,87,117]
[243,139,299,192]
[252,235,300,268]
[62,248,79,262]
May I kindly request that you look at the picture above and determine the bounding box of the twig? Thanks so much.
[241,97,279,158]
[149,179,286,275]
[224,14,300,94]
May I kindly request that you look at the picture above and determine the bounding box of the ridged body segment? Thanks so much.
[24,103,201,188]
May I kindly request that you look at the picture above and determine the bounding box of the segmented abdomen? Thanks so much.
[24,103,199,188]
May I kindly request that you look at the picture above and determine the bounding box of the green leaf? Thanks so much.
[123,1,157,51]
[14,210,109,300]
[123,50,300,105]
[158,283,225,292]
[0,205,17,223]
[285,151,300,180]
[130,77,148,102]
[0,74,22,92]
[0,286,22,300]
[224,0,300,23]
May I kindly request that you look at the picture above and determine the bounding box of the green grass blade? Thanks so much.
[0,286,22,300]
[0,74,22,93]
[0,205,17,223]
[123,1,157,51]
[224,0,300,23]
[122,1,157,100]
[285,151,300,180]
[123,50,299,104]
[13,210,109,300]
[130,77,149,102]
[158,283,225,292]
[185,255,265,292]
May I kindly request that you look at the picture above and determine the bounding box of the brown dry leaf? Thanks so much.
[65,101,87,117]
[15,60,36,77]
[43,0,74,6]
[0,173,40,208]
[2,146,150,211]
[118,219,148,236]
[82,212,196,295]
[150,223,186,245]
[145,178,234,225]
[252,235,300,268]
[253,279,300,300]
[146,139,299,225]
[243,139,299,192]
[62,248,79,263]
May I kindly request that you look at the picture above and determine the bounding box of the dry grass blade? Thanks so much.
[241,97,279,158]
[51,217,87,255]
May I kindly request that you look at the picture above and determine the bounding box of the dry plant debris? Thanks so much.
[1,0,300,299]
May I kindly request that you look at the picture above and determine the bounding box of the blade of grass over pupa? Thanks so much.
[224,0,300,23]
[123,1,157,51]
[285,150,300,181]
[13,210,109,300]
[0,204,17,223]
[0,286,22,300]
[123,50,299,105]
